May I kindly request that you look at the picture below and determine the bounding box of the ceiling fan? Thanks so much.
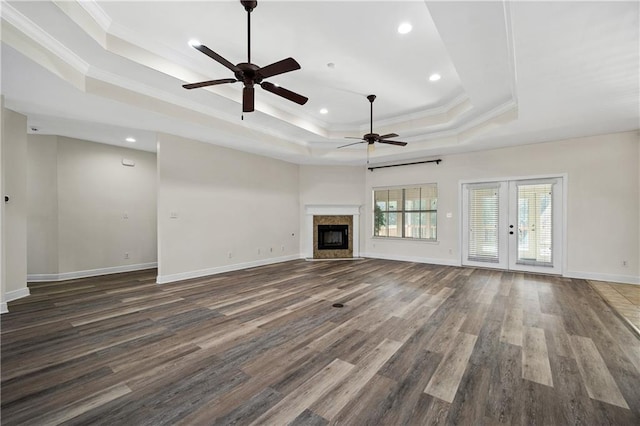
[182,0,308,113]
[339,95,408,149]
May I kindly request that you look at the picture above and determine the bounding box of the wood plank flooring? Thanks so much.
[1,259,639,425]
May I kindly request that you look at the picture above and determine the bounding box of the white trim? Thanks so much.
[502,0,518,103]
[565,271,640,286]
[27,262,157,282]
[329,93,470,134]
[156,255,300,285]
[2,3,90,74]
[361,252,461,267]
[459,173,568,275]
[459,173,569,186]
[305,205,361,216]
[1,303,8,314]
[304,205,361,259]
[76,0,112,31]
[5,287,31,302]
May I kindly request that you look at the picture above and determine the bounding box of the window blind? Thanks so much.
[468,184,500,263]
[516,183,553,265]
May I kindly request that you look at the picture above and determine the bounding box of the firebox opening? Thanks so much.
[318,224,349,250]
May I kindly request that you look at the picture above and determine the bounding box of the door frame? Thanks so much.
[458,173,568,275]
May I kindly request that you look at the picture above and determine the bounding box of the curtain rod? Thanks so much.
[367,159,442,171]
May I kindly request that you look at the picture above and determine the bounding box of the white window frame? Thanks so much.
[372,184,438,241]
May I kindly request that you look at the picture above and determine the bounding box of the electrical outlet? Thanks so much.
[448,248,453,255]
[228,251,233,259]
[122,212,128,219]
[281,245,285,252]
[257,248,261,255]
[622,260,628,267]
[124,252,129,259]
[270,247,273,253]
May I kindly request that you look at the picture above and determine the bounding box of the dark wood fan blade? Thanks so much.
[194,44,240,73]
[258,57,301,79]
[344,137,365,140]
[260,82,308,105]
[379,139,408,146]
[338,141,366,149]
[182,78,237,89]
[243,86,255,112]
[379,133,399,139]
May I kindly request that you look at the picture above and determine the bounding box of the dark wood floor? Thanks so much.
[2,259,639,425]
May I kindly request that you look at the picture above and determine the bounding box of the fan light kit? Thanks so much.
[320,108,328,114]
[339,95,408,149]
[182,0,308,113]
[429,73,441,82]
[125,137,136,143]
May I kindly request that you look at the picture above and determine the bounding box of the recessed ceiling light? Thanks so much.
[429,73,441,82]
[320,108,328,114]
[188,39,201,47]
[327,62,335,69]
[397,22,412,34]
[125,137,136,143]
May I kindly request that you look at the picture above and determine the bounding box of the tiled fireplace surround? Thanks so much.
[304,205,361,259]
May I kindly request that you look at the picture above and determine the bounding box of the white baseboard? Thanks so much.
[360,252,461,267]
[1,287,31,313]
[27,262,158,282]
[6,287,31,302]
[157,255,300,284]
[564,270,640,285]
[359,255,640,286]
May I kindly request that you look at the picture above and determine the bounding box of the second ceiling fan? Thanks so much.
[182,0,308,113]
[339,95,408,149]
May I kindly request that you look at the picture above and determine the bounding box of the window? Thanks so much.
[373,184,437,240]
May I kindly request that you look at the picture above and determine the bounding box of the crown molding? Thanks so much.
[1,3,89,75]
[502,0,519,104]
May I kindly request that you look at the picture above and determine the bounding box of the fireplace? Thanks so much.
[318,225,349,250]
[312,215,353,259]
[305,205,361,259]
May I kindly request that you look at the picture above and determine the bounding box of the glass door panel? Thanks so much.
[463,177,563,274]
[462,182,508,269]
[508,179,562,274]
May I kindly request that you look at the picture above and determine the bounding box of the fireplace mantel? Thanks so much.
[304,205,361,216]
[304,205,361,259]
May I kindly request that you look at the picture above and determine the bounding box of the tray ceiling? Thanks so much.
[1,1,638,165]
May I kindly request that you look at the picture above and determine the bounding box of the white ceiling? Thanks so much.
[1,1,638,165]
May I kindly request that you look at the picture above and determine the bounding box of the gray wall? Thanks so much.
[157,133,300,283]
[364,131,640,284]
[26,135,157,279]
[1,107,29,310]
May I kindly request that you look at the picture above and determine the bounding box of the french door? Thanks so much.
[462,178,563,274]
